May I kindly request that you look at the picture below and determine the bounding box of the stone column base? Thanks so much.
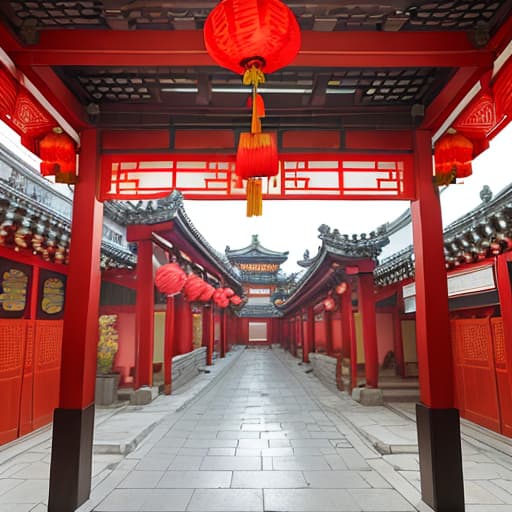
[353,387,384,406]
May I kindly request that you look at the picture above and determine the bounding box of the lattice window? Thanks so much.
[35,323,63,368]
[491,318,506,366]
[100,152,414,201]
[461,322,489,362]
[0,321,25,374]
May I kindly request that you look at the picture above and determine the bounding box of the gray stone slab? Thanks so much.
[96,488,193,511]
[186,488,263,511]
[272,456,331,470]
[118,470,164,488]
[157,471,232,488]
[303,470,370,489]
[200,456,261,471]
[231,470,307,488]
[349,489,415,511]
[264,488,361,511]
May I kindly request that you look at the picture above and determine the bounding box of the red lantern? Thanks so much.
[223,287,235,298]
[434,131,473,186]
[204,0,300,218]
[323,297,336,312]
[203,0,301,76]
[335,282,348,295]
[183,273,208,302]
[230,295,242,306]
[155,263,187,296]
[199,283,215,302]
[39,127,78,184]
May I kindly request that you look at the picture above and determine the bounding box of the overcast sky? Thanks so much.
[184,122,512,274]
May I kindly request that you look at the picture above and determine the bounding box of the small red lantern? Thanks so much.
[434,131,473,186]
[184,274,208,302]
[155,263,187,296]
[39,127,78,184]
[230,295,242,306]
[335,282,348,295]
[199,283,215,302]
[323,297,336,312]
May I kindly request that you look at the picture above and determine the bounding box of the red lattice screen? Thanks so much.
[100,153,415,201]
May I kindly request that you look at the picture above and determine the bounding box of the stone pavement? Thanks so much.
[1,347,512,511]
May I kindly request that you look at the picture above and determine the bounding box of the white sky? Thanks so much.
[184,122,512,274]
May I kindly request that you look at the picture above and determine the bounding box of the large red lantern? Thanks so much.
[199,283,215,302]
[39,127,78,184]
[204,0,301,76]
[204,0,300,217]
[155,263,187,296]
[434,131,474,186]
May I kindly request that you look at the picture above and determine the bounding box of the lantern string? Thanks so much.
[243,65,265,134]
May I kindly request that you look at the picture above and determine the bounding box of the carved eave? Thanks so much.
[279,224,388,313]
[318,223,390,260]
[113,190,242,290]
[225,235,289,265]
[375,183,512,287]
[0,143,135,270]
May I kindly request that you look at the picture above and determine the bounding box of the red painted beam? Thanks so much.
[10,30,494,69]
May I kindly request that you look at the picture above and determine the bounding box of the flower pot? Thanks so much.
[95,373,120,406]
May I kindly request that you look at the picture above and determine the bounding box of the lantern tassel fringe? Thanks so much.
[246,178,263,217]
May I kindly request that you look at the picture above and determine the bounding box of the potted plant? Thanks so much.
[95,314,120,405]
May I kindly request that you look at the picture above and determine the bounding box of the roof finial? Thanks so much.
[251,234,259,245]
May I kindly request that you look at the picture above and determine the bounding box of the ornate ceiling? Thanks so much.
[0,1,511,132]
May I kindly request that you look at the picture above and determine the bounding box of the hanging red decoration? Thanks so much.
[199,283,216,302]
[323,297,336,312]
[204,0,300,217]
[434,131,474,186]
[223,287,235,298]
[335,282,348,295]
[230,295,242,306]
[155,263,187,296]
[203,0,301,76]
[183,273,208,301]
[39,127,78,184]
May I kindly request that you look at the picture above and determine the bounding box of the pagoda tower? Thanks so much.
[225,235,289,318]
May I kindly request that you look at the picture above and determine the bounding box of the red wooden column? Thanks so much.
[220,309,226,358]
[325,310,334,356]
[411,129,464,512]
[494,253,512,435]
[134,239,154,388]
[48,129,103,512]
[340,288,352,360]
[175,295,192,355]
[302,308,310,363]
[393,289,406,378]
[202,305,212,365]
[163,295,176,395]
[358,272,379,388]
[306,306,315,361]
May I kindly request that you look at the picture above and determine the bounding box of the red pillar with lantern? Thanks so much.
[411,129,464,511]
[48,129,102,512]
[358,272,379,389]
[325,310,334,356]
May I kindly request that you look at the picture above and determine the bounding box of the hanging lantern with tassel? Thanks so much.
[434,130,474,186]
[39,127,78,184]
[204,0,301,217]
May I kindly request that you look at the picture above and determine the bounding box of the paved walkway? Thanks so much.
[2,347,512,511]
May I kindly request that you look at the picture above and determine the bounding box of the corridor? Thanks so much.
[2,347,512,511]
[95,348,415,512]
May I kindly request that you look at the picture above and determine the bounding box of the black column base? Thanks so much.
[48,403,95,512]
[416,403,464,512]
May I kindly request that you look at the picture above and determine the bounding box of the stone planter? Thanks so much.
[95,373,120,406]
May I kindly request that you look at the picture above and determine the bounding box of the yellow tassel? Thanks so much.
[246,178,263,217]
